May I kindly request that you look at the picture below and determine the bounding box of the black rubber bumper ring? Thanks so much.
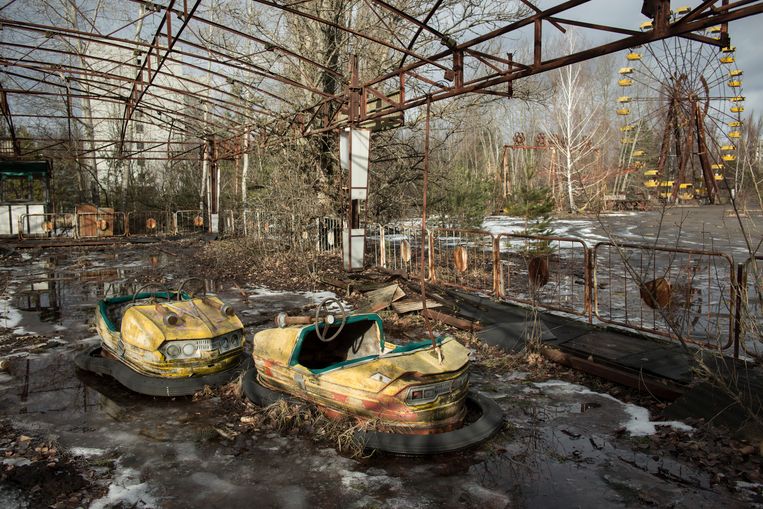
[355,391,505,455]
[242,367,286,406]
[75,346,245,397]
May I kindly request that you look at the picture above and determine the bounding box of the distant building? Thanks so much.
[82,44,193,200]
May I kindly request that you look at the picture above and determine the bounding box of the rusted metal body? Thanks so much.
[94,291,244,378]
[252,313,470,433]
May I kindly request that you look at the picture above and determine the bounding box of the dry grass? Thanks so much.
[239,399,386,458]
[195,377,391,458]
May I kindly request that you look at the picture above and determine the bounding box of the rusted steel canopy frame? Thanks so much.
[9,136,200,145]
[520,0,567,33]
[250,0,450,71]
[366,0,591,89]
[281,0,592,134]
[1,87,234,136]
[1,70,238,135]
[120,0,201,150]
[0,21,268,137]
[0,29,303,107]
[128,0,343,79]
[0,59,265,137]
[0,82,21,156]
[0,41,285,115]
[303,0,763,133]
[398,0,444,69]
[0,59,269,124]
[17,137,202,161]
[0,16,332,103]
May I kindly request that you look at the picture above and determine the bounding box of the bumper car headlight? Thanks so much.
[166,344,181,358]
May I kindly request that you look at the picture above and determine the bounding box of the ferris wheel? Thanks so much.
[612,6,744,204]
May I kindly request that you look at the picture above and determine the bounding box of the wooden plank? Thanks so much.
[392,298,441,314]
[542,346,684,400]
[320,277,352,291]
[356,284,406,313]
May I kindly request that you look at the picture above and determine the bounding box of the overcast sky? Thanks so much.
[551,0,762,116]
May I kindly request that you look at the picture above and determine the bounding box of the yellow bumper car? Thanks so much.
[76,279,246,396]
[243,299,504,454]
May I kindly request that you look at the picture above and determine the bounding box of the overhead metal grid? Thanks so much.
[0,0,761,162]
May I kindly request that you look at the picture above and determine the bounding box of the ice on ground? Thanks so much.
[301,290,338,303]
[90,464,156,509]
[534,380,693,436]
[0,298,23,329]
[339,468,403,493]
[190,471,237,492]
[68,446,107,458]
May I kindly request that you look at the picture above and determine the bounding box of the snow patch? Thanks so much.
[534,380,693,436]
[68,446,107,458]
[339,468,403,493]
[0,298,23,329]
[89,464,156,509]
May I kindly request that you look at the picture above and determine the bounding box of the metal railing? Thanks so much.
[174,210,206,234]
[430,228,496,294]
[316,216,343,254]
[17,213,76,240]
[496,233,590,317]
[738,256,763,360]
[12,208,760,362]
[367,223,429,278]
[592,242,736,349]
[126,210,173,236]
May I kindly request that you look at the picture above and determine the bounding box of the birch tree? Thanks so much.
[545,34,604,213]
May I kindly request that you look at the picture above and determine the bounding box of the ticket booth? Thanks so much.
[0,160,52,236]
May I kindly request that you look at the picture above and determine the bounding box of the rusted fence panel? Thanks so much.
[316,217,343,254]
[174,210,206,234]
[221,210,246,237]
[593,242,736,349]
[369,224,429,277]
[127,210,173,236]
[430,228,495,294]
[738,256,763,359]
[17,213,76,240]
[496,234,590,317]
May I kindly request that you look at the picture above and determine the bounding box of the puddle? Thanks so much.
[0,245,755,507]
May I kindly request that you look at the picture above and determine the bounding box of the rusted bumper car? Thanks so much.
[76,279,246,397]
[243,299,504,454]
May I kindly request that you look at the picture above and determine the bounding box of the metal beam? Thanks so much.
[0,82,21,156]
[302,0,763,134]
[120,0,201,151]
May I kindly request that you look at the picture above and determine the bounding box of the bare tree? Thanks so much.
[545,34,605,213]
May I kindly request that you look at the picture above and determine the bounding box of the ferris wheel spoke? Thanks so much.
[613,21,746,204]
[707,103,741,124]
[628,73,672,98]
